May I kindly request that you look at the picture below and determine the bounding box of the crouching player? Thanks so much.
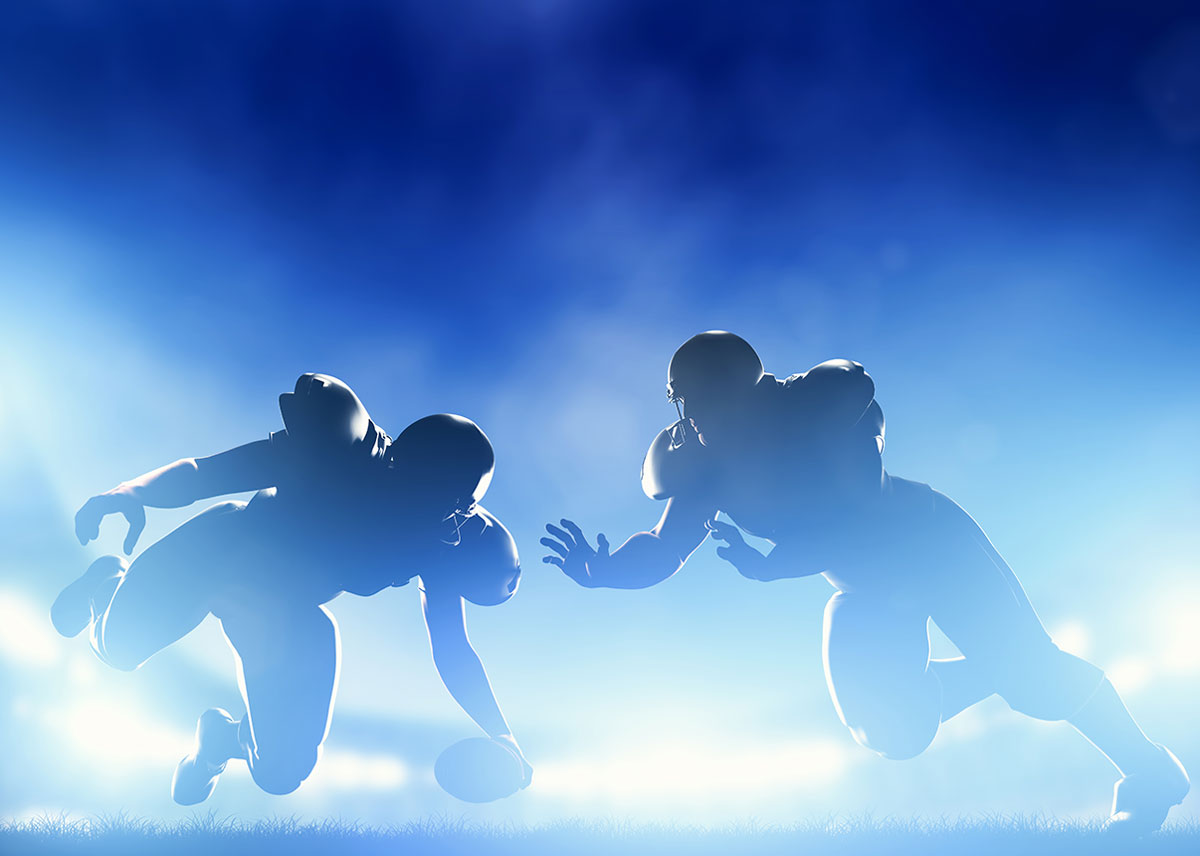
[54,373,531,804]
[543,331,1187,835]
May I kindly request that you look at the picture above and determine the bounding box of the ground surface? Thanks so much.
[2,815,1197,856]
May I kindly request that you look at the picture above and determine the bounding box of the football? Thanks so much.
[433,737,525,803]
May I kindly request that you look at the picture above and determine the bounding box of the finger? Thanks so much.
[75,498,101,544]
[542,555,564,568]
[539,537,569,558]
[122,506,146,555]
[596,533,610,555]
[544,523,576,548]
[716,545,731,560]
[559,519,587,545]
[710,520,745,545]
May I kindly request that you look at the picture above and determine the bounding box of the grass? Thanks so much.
[2,813,1197,855]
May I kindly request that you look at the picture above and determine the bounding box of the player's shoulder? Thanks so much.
[785,359,873,399]
[641,420,707,501]
[272,372,391,469]
[799,359,869,381]
[276,373,376,453]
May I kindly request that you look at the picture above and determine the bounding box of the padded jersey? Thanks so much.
[242,383,518,603]
[640,361,886,541]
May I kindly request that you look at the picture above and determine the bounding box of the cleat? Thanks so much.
[51,556,126,638]
[1104,743,1189,837]
[171,708,239,806]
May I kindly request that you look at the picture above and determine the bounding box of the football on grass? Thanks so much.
[434,737,525,803]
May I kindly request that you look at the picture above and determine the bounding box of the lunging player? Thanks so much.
[56,373,531,804]
[542,331,1187,835]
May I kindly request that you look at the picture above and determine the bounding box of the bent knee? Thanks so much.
[835,675,941,761]
[250,746,320,795]
[100,652,143,673]
[96,653,142,672]
[848,714,938,760]
[91,627,148,672]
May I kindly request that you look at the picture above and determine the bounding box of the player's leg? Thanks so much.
[52,500,247,671]
[822,589,942,760]
[924,488,1188,831]
[173,600,341,803]
[844,475,994,724]
[929,654,996,721]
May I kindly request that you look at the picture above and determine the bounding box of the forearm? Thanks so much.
[116,459,204,508]
[759,543,825,581]
[432,642,512,738]
[115,440,277,507]
[591,531,685,589]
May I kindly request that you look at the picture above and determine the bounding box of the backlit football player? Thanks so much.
[542,331,1187,835]
[55,373,531,804]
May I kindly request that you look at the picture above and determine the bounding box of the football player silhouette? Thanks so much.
[543,331,1187,835]
[55,373,531,804]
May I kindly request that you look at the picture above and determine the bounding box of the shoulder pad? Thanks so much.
[277,373,371,453]
[640,420,705,501]
[450,508,521,606]
[792,360,875,423]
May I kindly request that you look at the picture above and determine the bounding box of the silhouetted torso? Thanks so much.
[228,420,453,605]
[687,374,888,567]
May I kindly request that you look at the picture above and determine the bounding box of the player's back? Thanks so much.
[227,373,410,601]
[711,363,886,541]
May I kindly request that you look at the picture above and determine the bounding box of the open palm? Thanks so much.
[540,519,610,588]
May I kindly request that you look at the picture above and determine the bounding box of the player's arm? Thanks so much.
[420,579,532,783]
[74,439,280,554]
[707,519,825,581]
[541,493,714,590]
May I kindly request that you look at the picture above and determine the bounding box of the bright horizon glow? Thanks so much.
[0,589,63,669]
[535,737,855,804]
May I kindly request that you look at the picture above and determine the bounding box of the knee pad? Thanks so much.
[836,669,941,761]
[846,702,940,761]
[994,645,1105,721]
[824,590,941,760]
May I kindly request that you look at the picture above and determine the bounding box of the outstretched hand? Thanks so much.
[75,489,146,555]
[706,518,769,581]
[541,519,609,588]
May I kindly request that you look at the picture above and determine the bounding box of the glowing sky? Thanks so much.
[1,0,1198,827]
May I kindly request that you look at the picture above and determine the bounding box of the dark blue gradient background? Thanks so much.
[1,0,1197,826]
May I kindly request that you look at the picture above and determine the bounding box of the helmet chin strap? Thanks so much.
[439,511,467,546]
[439,502,479,546]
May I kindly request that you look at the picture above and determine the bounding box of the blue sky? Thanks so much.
[0,0,1198,827]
